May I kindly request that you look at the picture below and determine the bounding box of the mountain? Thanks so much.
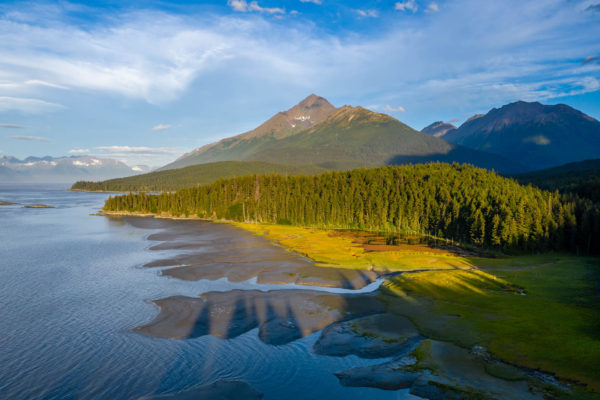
[0,155,148,184]
[71,161,325,192]
[243,105,522,172]
[443,101,600,170]
[163,96,524,174]
[514,158,600,202]
[162,94,336,170]
[421,121,457,137]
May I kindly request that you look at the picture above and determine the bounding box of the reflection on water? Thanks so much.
[0,185,418,400]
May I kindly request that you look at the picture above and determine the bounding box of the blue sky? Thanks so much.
[1,0,599,167]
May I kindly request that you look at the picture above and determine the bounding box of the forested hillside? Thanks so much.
[72,161,325,192]
[515,159,600,202]
[103,163,600,254]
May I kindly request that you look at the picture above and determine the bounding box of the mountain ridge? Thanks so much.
[443,101,600,169]
[421,121,457,137]
[163,96,523,174]
[0,155,148,184]
[162,94,336,170]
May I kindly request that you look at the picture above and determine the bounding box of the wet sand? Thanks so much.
[118,216,557,400]
[314,314,423,358]
[134,289,385,345]
[334,340,545,399]
[119,217,381,289]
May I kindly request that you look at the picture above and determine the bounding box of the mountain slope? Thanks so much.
[71,161,326,192]
[421,121,457,137]
[245,106,523,173]
[444,101,600,169]
[514,158,600,202]
[162,94,336,170]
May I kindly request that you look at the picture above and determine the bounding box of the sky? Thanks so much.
[0,0,599,167]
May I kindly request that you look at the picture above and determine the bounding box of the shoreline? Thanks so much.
[100,209,600,396]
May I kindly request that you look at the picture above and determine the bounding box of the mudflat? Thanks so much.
[119,217,382,289]
[134,289,385,344]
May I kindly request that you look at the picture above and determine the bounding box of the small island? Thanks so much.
[24,204,54,208]
[0,201,17,205]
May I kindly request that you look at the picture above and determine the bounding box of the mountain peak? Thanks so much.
[297,93,328,107]
[421,121,457,137]
[162,94,337,170]
[444,100,600,169]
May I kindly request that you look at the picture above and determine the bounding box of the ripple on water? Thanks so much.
[0,186,418,400]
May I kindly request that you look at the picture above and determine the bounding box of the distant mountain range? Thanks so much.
[164,95,522,174]
[421,121,457,137]
[0,155,149,183]
[69,95,600,191]
[441,101,600,170]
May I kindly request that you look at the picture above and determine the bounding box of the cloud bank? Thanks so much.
[152,124,172,131]
[9,135,50,142]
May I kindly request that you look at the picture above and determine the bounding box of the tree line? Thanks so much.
[103,163,600,254]
[71,161,324,192]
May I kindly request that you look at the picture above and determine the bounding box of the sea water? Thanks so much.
[0,184,418,400]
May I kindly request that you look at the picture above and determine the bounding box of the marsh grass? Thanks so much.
[232,222,473,272]
[383,257,600,392]
[232,222,600,395]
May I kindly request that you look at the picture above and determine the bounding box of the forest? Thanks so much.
[71,161,325,192]
[515,159,600,202]
[103,163,600,254]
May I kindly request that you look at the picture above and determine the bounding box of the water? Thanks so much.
[0,185,418,400]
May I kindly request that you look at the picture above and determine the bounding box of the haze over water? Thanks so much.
[0,185,416,400]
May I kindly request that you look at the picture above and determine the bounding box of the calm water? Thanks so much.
[0,185,418,400]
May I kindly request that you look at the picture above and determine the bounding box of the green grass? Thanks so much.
[484,362,526,381]
[381,255,600,391]
[231,222,600,394]
[233,222,474,272]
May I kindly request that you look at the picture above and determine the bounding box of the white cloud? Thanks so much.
[0,0,598,129]
[24,80,69,89]
[90,146,181,167]
[395,1,418,12]
[228,0,285,14]
[356,9,379,18]
[383,105,406,113]
[95,146,179,154]
[426,3,439,13]
[9,135,51,142]
[0,124,26,129]
[151,124,172,131]
[68,148,90,154]
[0,97,64,113]
[299,0,322,4]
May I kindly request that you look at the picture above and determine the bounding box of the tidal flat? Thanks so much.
[122,215,600,399]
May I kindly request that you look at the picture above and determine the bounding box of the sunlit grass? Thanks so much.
[230,221,600,394]
[232,222,473,272]
[383,257,600,392]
